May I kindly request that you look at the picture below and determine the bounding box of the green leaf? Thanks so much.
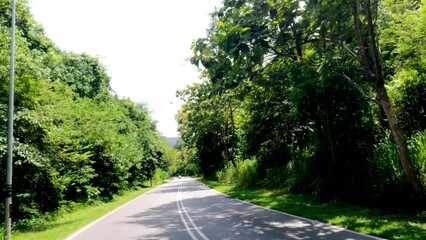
[239,43,250,53]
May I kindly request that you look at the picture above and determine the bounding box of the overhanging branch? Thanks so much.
[340,73,382,106]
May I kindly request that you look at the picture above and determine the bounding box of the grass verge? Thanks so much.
[11,182,162,240]
[202,179,426,240]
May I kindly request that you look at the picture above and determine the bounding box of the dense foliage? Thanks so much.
[178,0,426,209]
[1,0,173,222]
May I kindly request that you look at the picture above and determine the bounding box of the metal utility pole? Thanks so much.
[5,0,16,239]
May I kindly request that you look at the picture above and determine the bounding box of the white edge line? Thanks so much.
[64,182,170,240]
[196,179,386,240]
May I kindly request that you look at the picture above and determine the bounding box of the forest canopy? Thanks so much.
[178,0,426,208]
[0,0,171,221]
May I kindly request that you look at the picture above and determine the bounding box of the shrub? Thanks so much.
[370,130,426,208]
[152,168,170,184]
[408,130,426,186]
[216,158,259,187]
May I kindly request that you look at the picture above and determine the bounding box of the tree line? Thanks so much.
[177,0,425,209]
[0,0,175,222]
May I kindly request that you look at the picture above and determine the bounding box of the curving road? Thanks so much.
[65,177,384,240]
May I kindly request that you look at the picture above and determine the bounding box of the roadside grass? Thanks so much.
[10,181,163,240]
[202,180,426,240]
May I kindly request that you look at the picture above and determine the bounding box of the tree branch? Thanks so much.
[324,38,359,60]
[340,73,382,106]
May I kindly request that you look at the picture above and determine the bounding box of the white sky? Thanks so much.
[27,0,221,137]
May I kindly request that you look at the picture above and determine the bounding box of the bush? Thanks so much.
[408,130,426,186]
[371,132,405,191]
[216,158,259,187]
[370,130,426,208]
[372,130,426,188]
[152,168,170,184]
[262,167,288,189]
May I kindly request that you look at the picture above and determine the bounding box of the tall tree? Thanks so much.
[190,0,424,193]
[352,0,422,192]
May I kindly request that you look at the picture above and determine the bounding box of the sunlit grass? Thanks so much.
[203,179,426,240]
[11,182,161,240]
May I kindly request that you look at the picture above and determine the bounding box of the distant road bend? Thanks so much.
[65,177,384,240]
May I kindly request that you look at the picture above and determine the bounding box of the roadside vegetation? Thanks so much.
[10,179,163,240]
[177,1,426,239]
[0,0,181,235]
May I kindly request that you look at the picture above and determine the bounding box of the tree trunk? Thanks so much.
[376,85,423,192]
[228,101,237,168]
[376,86,422,192]
[353,0,423,192]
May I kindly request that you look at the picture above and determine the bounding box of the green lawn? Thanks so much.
[11,183,160,240]
[202,180,426,240]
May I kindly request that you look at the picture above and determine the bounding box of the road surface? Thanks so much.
[65,177,384,240]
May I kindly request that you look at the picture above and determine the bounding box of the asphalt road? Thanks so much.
[65,177,384,240]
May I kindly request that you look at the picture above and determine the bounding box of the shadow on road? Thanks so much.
[123,179,382,240]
